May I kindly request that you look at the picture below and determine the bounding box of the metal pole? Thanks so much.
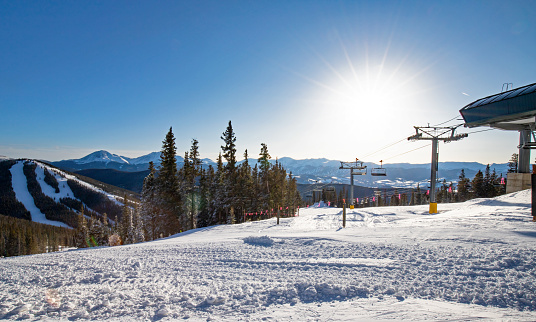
[429,138,438,214]
[350,169,354,207]
[519,129,531,173]
[532,172,536,222]
[343,203,346,228]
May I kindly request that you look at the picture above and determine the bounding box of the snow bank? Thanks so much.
[243,236,274,246]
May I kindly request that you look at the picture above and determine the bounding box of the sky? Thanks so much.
[1,0,535,164]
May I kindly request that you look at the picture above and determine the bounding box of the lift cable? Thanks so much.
[360,134,414,159]
[382,143,432,161]
[463,128,495,135]
[432,115,462,127]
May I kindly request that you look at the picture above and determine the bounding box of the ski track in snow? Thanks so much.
[9,161,70,229]
[1,190,536,320]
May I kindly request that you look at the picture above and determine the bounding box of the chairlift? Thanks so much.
[371,160,387,176]
[325,186,336,192]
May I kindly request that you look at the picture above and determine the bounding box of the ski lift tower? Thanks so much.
[408,126,468,214]
[339,159,367,208]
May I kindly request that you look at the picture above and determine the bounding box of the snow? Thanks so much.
[9,161,71,228]
[74,150,130,165]
[128,152,161,165]
[1,190,536,320]
[36,161,125,207]
[33,162,75,200]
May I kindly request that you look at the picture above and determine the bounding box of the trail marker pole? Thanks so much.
[343,203,346,228]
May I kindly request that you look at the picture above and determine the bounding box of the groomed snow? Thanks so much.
[34,162,75,201]
[35,161,125,207]
[9,161,71,229]
[1,190,536,321]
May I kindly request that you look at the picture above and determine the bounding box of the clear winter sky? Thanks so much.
[1,1,535,164]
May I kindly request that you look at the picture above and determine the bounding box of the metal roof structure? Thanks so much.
[460,82,536,130]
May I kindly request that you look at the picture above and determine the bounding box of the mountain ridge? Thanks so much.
[50,150,510,188]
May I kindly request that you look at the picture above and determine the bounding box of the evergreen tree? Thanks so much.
[75,206,89,248]
[133,206,145,243]
[258,143,272,210]
[197,167,212,227]
[457,169,471,202]
[182,139,202,230]
[190,139,202,175]
[483,164,496,198]
[415,184,422,205]
[471,170,485,198]
[508,153,518,173]
[221,121,238,224]
[140,161,160,241]
[237,150,253,223]
[156,127,181,234]
[211,153,225,224]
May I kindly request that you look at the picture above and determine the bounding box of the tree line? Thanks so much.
[0,214,75,257]
[316,162,507,209]
[139,121,302,240]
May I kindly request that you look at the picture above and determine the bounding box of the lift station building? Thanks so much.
[459,82,536,193]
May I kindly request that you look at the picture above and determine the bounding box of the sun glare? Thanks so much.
[316,61,418,127]
[289,38,432,160]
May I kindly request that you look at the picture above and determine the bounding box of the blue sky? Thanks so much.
[1,0,535,164]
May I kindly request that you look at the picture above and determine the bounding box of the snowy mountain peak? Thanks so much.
[128,152,161,165]
[74,150,130,165]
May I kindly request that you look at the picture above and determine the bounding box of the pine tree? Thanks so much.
[472,170,485,198]
[182,139,202,230]
[140,162,159,240]
[212,153,225,224]
[258,143,272,210]
[87,216,100,247]
[457,169,471,202]
[75,206,89,248]
[156,127,181,235]
[120,195,135,244]
[133,206,145,243]
[221,121,238,224]
[483,164,496,198]
[237,150,253,223]
[221,121,237,171]
[197,167,212,228]
[508,153,518,173]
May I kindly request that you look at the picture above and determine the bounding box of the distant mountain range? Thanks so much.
[49,150,510,189]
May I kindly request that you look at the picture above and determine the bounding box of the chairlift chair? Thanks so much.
[371,160,387,176]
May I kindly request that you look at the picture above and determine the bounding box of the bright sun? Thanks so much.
[318,62,415,120]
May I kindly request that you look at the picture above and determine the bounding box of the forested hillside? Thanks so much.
[0,159,137,256]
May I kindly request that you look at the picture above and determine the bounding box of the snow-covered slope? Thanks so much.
[9,162,71,228]
[5,160,126,228]
[1,191,535,320]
